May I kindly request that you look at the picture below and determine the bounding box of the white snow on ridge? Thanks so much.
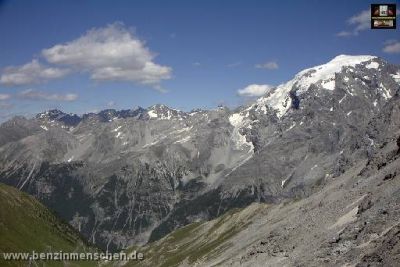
[286,122,296,131]
[142,140,159,148]
[229,113,245,127]
[160,110,173,120]
[321,79,335,90]
[175,135,191,144]
[147,110,158,118]
[256,78,295,118]
[255,55,376,118]
[295,55,376,94]
[391,72,400,83]
[147,108,180,120]
[379,83,392,99]
[228,113,254,152]
[365,61,379,69]
[40,125,48,131]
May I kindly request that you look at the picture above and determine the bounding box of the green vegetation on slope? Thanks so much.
[119,203,267,267]
[0,183,97,267]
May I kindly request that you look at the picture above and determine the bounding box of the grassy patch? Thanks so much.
[0,183,98,267]
[121,204,266,267]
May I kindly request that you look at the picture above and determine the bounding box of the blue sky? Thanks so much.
[0,0,399,120]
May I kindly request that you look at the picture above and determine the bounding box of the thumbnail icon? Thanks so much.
[371,4,396,29]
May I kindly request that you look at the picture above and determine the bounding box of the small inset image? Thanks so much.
[371,4,396,29]
[374,19,394,28]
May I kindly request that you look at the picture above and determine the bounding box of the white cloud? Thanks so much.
[336,31,352,37]
[0,60,69,86]
[0,94,11,100]
[255,61,279,70]
[192,62,201,67]
[348,10,370,33]
[383,40,400,54]
[42,22,172,87]
[237,84,273,97]
[18,89,78,102]
[337,9,370,37]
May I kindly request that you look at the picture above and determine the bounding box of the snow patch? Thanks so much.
[287,122,296,131]
[147,108,180,120]
[281,179,288,188]
[256,79,294,118]
[367,136,375,146]
[391,72,400,83]
[147,110,158,118]
[321,79,335,90]
[228,113,254,152]
[379,83,392,99]
[142,140,160,148]
[112,126,122,132]
[229,113,244,127]
[40,125,48,131]
[174,126,193,134]
[255,55,375,118]
[295,55,375,94]
[365,61,379,69]
[175,135,191,144]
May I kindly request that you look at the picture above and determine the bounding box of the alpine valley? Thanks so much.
[1,55,400,266]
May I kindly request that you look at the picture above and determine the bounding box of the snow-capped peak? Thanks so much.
[147,104,187,120]
[294,55,376,93]
[256,55,378,118]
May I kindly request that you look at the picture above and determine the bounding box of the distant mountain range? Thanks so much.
[1,55,399,257]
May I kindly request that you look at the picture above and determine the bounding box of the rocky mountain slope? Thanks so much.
[0,55,399,252]
[117,134,400,266]
[0,183,97,267]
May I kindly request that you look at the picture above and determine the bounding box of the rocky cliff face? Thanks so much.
[0,55,399,251]
[121,131,400,267]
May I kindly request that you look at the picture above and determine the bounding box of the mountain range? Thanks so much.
[1,55,400,263]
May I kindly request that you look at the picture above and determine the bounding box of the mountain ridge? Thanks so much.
[0,54,399,251]
[31,55,392,124]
